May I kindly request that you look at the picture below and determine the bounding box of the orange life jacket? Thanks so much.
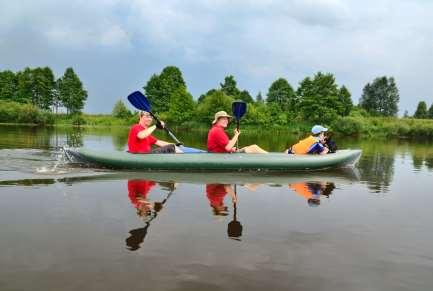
[289,183,313,200]
[291,135,317,154]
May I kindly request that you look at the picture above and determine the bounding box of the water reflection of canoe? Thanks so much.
[0,168,360,187]
[65,148,362,171]
[62,168,360,185]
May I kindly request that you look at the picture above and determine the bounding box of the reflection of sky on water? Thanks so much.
[2,172,433,290]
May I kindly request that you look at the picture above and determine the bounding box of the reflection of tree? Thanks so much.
[358,152,394,193]
[412,155,424,170]
[111,128,128,151]
[425,157,433,170]
[65,128,83,147]
[0,125,53,149]
[410,144,433,171]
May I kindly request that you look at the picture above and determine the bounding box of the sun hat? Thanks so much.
[212,111,232,124]
[311,125,328,135]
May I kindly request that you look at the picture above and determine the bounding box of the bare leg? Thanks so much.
[241,144,268,154]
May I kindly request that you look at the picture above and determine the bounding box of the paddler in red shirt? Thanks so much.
[207,111,268,153]
[128,111,182,154]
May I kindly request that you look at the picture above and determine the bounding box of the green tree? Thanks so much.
[31,67,55,110]
[112,100,132,119]
[414,101,428,119]
[58,67,87,114]
[242,102,268,125]
[338,86,353,116]
[143,66,186,113]
[198,89,217,103]
[296,72,346,123]
[266,78,296,111]
[220,75,240,98]
[256,91,263,103]
[167,87,195,124]
[0,70,18,100]
[428,104,433,119]
[238,90,254,103]
[52,79,62,114]
[196,90,233,123]
[359,76,399,116]
[16,67,34,103]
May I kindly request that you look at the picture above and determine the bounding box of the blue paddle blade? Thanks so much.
[127,91,151,112]
[232,101,247,120]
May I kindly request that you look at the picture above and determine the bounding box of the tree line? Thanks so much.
[413,101,433,119]
[113,66,402,126]
[2,65,415,126]
[0,67,87,114]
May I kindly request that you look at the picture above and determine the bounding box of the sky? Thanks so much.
[1,0,433,114]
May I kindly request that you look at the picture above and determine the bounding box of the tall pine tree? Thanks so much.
[414,101,428,119]
[58,67,87,114]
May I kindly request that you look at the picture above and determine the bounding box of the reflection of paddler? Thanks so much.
[206,184,237,216]
[125,180,176,251]
[289,182,335,207]
[128,179,157,216]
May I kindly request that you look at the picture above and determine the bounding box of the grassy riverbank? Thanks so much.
[331,115,433,139]
[2,100,433,140]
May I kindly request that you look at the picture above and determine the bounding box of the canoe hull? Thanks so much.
[65,148,362,171]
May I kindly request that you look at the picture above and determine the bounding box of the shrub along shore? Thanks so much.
[2,100,433,140]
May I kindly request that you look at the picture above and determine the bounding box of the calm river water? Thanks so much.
[1,125,433,291]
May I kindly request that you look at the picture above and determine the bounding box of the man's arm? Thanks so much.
[225,129,240,152]
[224,185,237,203]
[137,125,157,139]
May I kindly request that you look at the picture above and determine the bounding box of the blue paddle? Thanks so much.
[127,91,182,145]
[232,101,247,130]
[232,101,247,149]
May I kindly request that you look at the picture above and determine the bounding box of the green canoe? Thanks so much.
[65,148,362,171]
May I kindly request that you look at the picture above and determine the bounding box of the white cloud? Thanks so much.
[0,0,131,50]
[1,0,433,113]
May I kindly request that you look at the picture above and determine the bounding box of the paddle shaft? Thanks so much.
[236,120,240,149]
[148,111,182,145]
[232,101,246,151]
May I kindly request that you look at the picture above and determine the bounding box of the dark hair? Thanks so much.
[325,138,337,153]
[322,183,336,197]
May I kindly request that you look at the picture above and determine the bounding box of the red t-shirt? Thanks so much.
[127,124,157,153]
[128,180,156,208]
[206,184,228,207]
[207,125,230,153]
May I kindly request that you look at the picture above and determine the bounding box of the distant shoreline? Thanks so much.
[2,114,433,141]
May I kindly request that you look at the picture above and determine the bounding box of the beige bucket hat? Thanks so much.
[212,111,232,124]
